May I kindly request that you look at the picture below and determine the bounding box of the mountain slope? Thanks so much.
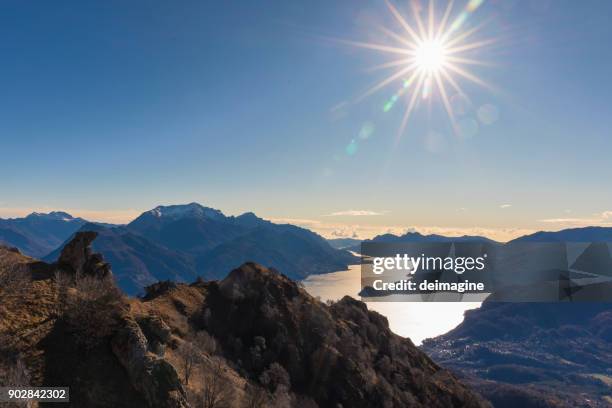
[196,225,356,280]
[170,262,491,407]
[1,234,490,408]
[422,302,612,407]
[1,234,188,407]
[327,237,361,250]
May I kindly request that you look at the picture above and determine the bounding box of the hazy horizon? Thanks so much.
[0,201,589,242]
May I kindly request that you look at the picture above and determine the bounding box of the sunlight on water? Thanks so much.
[303,265,481,345]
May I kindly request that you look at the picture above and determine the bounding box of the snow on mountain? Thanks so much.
[147,203,225,220]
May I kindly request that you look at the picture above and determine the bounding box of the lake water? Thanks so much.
[302,265,481,345]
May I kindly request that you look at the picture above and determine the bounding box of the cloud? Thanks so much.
[539,218,600,224]
[538,210,612,227]
[499,204,512,209]
[268,218,321,227]
[324,210,386,217]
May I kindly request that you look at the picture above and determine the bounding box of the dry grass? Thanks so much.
[0,248,57,387]
[129,283,206,336]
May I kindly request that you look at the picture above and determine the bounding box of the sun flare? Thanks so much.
[343,0,496,137]
[415,39,447,74]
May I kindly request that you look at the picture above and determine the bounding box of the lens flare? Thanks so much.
[415,39,447,73]
[343,0,497,138]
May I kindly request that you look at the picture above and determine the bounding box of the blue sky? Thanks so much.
[1,0,611,240]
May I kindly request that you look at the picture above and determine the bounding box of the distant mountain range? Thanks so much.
[510,226,612,243]
[4,207,612,296]
[349,231,498,253]
[0,212,88,257]
[37,203,356,294]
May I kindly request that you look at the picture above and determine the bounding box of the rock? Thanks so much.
[138,315,172,345]
[57,231,111,279]
[111,317,188,408]
[143,280,179,300]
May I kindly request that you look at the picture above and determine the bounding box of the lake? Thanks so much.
[302,264,481,345]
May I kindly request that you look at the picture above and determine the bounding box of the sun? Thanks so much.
[340,0,497,136]
[415,39,447,74]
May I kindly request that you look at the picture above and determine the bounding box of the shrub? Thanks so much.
[63,274,123,349]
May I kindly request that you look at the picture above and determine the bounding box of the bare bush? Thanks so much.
[259,363,290,392]
[0,356,32,408]
[243,383,269,408]
[194,330,217,356]
[0,263,31,296]
[271,385,291,408]
[63,274,123,349]
[54,270,72,314]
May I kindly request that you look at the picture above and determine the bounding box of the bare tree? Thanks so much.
[243,382,269,408]
[177,341,200,386]
[188,358,233,408]
[200,358,232,408]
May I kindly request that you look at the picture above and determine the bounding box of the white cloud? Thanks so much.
[500,204,512,209]
[539,218,600,224]
[268,218,322,226]
[538,210,612,227]
[324,210,386,217]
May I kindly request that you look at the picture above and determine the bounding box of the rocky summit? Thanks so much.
[0,233,490,408]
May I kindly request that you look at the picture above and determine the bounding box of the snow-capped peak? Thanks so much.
[147,203,225,220]
[26,211,76,222]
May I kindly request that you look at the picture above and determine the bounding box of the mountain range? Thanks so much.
[351,231,498,254]
[25,203,356,294]
[4,206,612,296]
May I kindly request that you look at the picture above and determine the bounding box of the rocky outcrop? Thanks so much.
[57,231,112,279]
[1,234,188,408]
[111,317,188,408]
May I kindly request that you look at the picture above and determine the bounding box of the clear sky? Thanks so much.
[1,0,611,241]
